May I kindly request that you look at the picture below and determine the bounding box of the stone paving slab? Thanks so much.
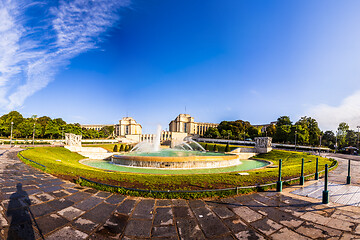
[1,148,360,239]
[292,182,360,206]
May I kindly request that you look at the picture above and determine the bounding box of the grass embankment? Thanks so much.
[82,144,130,152]
[198,142,252,152]
[19,147,336,199]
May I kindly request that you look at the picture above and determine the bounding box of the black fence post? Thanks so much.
[277,159,283,192]
[315,157,319,180]
[300,158,305,185]
[322,164,329,204]
[346,159,351,184]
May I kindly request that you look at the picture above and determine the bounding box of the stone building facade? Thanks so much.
[81,117,142,137]
[169,114,218,136]
[115,117,142,136]
[81,124,114,131]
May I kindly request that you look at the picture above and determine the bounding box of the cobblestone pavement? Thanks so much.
[1,148,360,239]
[291,154,360,206]
[326,153,360,186]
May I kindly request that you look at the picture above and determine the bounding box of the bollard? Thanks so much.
[277,159,283,192]
[346,159,351,184]
[315,157,319,180]
[236,187,239,195]
[300,158,305,185]
[322,164,329,204]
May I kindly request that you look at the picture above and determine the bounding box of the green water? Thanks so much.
[82,159,268,175]
[119,150,228,157]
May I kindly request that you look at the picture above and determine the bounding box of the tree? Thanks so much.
[0,111,24,136]
[225,142,230,152]
[247,126,260,139]
[100,126,115,138]
[213,144,218,152]
[204,127,220,138]
[345,130,357,147]
[119,144,125,152]
[265,124,276,137]
[113,145,118,152]
[322,131,336,149]
[204,144,208,151]
[290,124,308,145]
[274,116,292,143]
[37,116,51,138]
[337,122,349,148]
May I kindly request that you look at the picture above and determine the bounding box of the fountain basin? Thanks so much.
[111,150,239,169]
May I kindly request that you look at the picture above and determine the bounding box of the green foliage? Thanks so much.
[100,126,114,138]
[204,127,220,138]
[0,111,118,140]
[125,145,130,152]
[119,144,125,152]
[199,142,248,152]
[322,131,336,149]
[337,122,349,148]
[204,144,208,151]
[225,142,230,152]
[213,144,218,152]
[113,145,118,152]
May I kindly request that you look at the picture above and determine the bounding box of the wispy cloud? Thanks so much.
[307,90,360,131]
[0,0,130,109]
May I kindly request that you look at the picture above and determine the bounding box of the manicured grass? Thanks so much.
[83,143,129,152]
[199,142,252,152]
[19,147,336,198]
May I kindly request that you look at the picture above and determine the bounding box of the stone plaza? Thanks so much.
[0,148,360,239]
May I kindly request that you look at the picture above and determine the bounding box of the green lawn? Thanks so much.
[198,142,253,152]
[82,143,129,152]
[19,147,336,198]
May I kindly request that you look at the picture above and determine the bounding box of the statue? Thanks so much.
[65,133,82,147]
[254,137,272,153]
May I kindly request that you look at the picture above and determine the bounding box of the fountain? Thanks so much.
[81,126,270,174]
[110,125,238,169]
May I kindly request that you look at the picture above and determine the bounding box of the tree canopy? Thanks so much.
[0,111,114,139]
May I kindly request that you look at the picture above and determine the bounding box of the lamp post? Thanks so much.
[294,130,297,151]
[335,131,338,153]
[319,135,322,156]
[10,121,13,147]
[32,122,36,146]
[357,126,360,153]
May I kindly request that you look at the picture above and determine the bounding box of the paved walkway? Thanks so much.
[291,153,360,206]
[1,149,360,239]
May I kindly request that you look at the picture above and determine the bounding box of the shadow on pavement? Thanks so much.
[6,183,44,240]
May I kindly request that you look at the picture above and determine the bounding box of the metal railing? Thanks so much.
[18,151,47,170]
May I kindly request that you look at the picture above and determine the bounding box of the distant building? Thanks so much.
[253,121,276,133]
[169,114,218,136]
[81,124,114,131]
[115,117,142,136]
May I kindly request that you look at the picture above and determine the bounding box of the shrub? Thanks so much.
[213,144,218,152]
[113,145,118,152]
[204,144,208,151]
[119,144,125,152]
[225,142,230,152]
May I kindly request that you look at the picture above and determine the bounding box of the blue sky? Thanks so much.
[1,0,360,133]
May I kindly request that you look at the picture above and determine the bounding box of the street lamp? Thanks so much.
[357,126,360,153]
[32,122,36,146]
[294,130,297,151]
[335,131,338,153]
[319,135,322,156]
[10,121,13,147]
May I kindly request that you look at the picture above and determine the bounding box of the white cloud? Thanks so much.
[0,0,130,109]
[307,90,360,131]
